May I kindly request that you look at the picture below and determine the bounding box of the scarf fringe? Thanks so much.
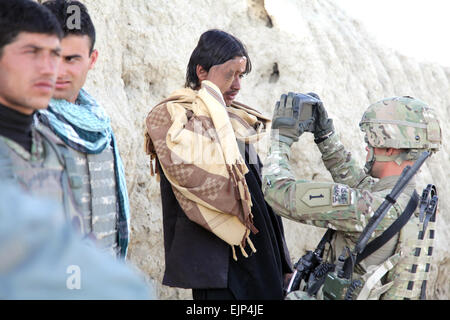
[149,157,155,176]
[247,236,257,253]
[240,244,249,258]
[145,132,160,181]
[231,245,237,261]
[231,235,257,261]
[227,162,258,236]
[149,155,160,182]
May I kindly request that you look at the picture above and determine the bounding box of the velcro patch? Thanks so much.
[301,188,330,207]
[332,184,351,206]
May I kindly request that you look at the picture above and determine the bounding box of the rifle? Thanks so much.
[285,228,334,294]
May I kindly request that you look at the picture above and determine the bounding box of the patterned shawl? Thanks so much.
[145,81,270,259]
[38,89,130,259]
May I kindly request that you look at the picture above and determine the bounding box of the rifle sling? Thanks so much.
[318,228,336,249]
[356,190,420,264]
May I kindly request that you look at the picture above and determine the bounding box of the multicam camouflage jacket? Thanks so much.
[0,127,85,236]
[262,133,432,299]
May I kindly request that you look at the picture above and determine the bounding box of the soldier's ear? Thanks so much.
[88,49,98,70]
[386,148,396,156]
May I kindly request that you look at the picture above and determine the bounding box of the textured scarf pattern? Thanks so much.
[38,89,130,259]
[145,81,270,259]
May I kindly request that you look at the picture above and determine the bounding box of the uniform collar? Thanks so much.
[0,102,35,153]
[373,175,416,193]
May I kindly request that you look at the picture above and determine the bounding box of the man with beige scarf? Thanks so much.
[145,29,292,300]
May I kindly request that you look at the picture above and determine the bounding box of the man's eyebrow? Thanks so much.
[63,54,82,59]
[21,44,42,50]
[21,44,61,53]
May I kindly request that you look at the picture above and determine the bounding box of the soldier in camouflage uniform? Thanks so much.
[0,181,155,299]
[262,93,441,299]
[0,0,85,226]
[37,0,130,259]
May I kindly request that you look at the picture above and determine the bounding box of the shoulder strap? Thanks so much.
[356,190,420,264]
[34,125,76,222]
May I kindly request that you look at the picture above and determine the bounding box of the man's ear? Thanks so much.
[196,64,208,82]
[386,148,396,156]
[88,49,99,70]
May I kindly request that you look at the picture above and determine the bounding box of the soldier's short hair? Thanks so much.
[0,0,63,57]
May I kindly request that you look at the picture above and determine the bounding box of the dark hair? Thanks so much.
[0,0,63,57]
[43,0,96,54]
[185,29,252,89]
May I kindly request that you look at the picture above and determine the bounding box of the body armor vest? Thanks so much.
[286,184,435,300]
[382,200,435,299]
[339,191,433,300]
[0,130,84,232]
[36,122,119,257]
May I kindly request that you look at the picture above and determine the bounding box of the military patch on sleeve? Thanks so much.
[301,188,331,207]
[332,184,351,206]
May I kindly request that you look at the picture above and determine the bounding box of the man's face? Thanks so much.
[54,35,98,103]
[221,59,245,107]
[0,32,61,114]
[198,56,247,106]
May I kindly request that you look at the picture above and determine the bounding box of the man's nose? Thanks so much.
[39,52,60,77]
[231,75,241,91]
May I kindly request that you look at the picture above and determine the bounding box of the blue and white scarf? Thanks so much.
[39,88,130,259]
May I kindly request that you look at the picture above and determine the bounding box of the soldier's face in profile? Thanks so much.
[54,35,98,103]
[368,146,388,178]
[0,32,61,114]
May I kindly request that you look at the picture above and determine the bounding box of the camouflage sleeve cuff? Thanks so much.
[262,138,295,186]
[316,131,373,188]
[269,138,292,160]
[316,131,340,155]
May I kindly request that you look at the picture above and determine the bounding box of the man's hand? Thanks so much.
[205,56,247,94]
[271,92,315,146]
[310,94,334,143]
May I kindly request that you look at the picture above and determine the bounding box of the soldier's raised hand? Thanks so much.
[271,92,316,146]
[309,94,334,143]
